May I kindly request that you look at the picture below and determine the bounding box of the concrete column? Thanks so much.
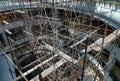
[21,11,32,33]
[106,54,116,72]
[24,19,32,33]
[23,12,34,47]
[103,54,116,81]
[2,30,9,46]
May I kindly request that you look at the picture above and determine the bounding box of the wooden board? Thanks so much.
[44,43,78,64]
[41,59,66,78]
[81,30,120,52]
